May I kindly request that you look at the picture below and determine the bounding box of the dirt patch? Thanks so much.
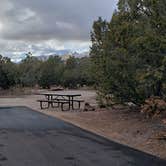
[50,108,166,159]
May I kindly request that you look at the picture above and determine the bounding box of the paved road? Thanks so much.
[0,106,165,166]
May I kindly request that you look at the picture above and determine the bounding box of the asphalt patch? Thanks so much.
[0,106,165,166]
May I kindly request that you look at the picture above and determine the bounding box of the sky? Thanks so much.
[0,0,117,62]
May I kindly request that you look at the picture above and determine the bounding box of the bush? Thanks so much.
[141,97,166,118]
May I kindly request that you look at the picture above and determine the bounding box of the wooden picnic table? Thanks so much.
[38,93,82,110]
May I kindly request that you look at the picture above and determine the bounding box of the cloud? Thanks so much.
[0,39,91,62]
[0,0,117,61]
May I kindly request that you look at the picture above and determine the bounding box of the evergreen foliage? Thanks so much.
[0,54,93,89]
[90,0,166,104]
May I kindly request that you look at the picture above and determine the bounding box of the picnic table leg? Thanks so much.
[47,95,53,108]
[40,101,43,109]
[68,96,71,110]
[50,95,54,108]
[78,101,81,109]
[61,103,64,111]
[51,95,53,100]
[68,96,74,110]
[71,96,74,109]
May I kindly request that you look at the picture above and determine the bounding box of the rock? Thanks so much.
[83,102,95,112]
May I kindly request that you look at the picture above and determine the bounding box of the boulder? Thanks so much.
[83,102,95,112]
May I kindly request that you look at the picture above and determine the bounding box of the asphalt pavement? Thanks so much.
[0,106,165,166]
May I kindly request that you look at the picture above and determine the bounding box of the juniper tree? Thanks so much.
[90,0,166,104]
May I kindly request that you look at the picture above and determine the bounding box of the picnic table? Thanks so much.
[37,92,84,111]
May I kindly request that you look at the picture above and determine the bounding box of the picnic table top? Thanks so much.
[39,92,81,97]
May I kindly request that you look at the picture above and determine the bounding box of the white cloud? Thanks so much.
[0,0,118,61]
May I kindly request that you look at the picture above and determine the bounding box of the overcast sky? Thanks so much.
[0,0,117,61]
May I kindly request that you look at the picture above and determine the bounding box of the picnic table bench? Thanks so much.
[37,99,70,111]
[37,93,84,111]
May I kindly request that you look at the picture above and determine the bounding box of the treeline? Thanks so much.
[0,54,93,89]
[1,0,165,106]
[90,0,166,105]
